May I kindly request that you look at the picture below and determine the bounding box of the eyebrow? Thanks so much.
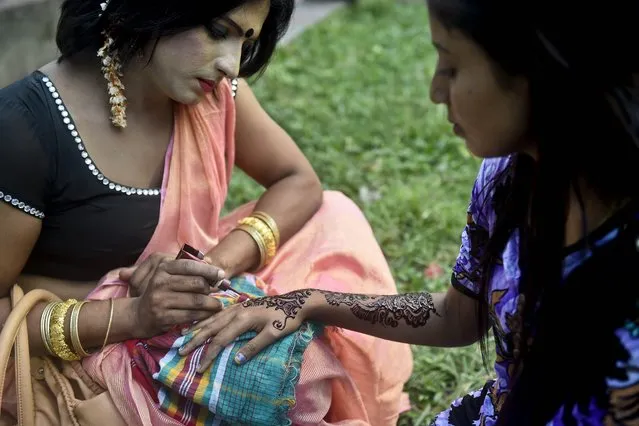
[219,16,256,39]
[433,42,450,53]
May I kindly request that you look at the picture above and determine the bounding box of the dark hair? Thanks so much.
[55,0,294,78]
[427,0,639,423]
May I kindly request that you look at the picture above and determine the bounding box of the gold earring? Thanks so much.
[97,31,127,128]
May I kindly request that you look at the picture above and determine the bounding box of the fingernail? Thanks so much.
[234,352,246,365]
[178,346,186,355]
[218,270,225,279]
[181,328,189,335]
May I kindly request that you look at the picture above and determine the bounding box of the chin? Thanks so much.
[182,95,203,106]
[165,81,205,105]
[464,138,517,159]
[171,91,203,106]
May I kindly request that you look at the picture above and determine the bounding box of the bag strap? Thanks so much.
[12,284,33,426]
[0,284,60,425]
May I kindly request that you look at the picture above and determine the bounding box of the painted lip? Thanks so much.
[197,78,217,92]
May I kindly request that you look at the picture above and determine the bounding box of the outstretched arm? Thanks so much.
[179,285,483,372]
[301,287,479,346]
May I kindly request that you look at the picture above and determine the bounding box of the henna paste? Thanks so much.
[320,291,440,328]
[242,290,313,330]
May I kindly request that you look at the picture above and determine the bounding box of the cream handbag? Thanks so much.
[0,284,126,425]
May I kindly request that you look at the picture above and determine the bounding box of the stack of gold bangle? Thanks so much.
[70,301,91,358]
[235,211,280,271]
[40,298,114,361]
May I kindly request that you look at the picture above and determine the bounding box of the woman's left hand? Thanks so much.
[178,290,314,373]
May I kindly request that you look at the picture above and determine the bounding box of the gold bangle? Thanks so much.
[236,224,267,270]
[101,298,114,351]
[40,302,56,356]
[238,224,267,269]
[251,211,280,248]
[45,302,57,356]
[70,301,92,358]
[238,217,276,264]
[50,299,80,361]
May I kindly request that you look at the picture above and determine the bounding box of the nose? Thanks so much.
[429,74,449,105]
[215,50,241,81]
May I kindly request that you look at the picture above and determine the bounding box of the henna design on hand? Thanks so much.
[320,291,441,328]
[242,290,313,330]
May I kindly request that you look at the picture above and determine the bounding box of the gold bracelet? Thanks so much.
[238,217,276,264]
[251,211,280,248]
[40,302,56,356]
[101,298,114,351]
[248,217,277,263]
[237,224,267,269]
[50,299,80,361]
[235,224,267,270]
[70,301,92,358]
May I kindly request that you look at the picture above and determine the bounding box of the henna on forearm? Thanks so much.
[319,290,441,328]
[240,288,442,346]
[242,289,313,330]
[242,289,476,347]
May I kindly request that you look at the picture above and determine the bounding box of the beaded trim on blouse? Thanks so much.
[0,190,45,219]
[41,75,162,197]
[0,75,239,219]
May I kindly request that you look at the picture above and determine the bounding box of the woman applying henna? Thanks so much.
[180,0,639,423]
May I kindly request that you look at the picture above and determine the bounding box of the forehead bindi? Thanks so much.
[220,16,256,38]
[225,1,270,39]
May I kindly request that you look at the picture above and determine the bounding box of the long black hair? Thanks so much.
[427,0,639,422]
[55,0,294,78]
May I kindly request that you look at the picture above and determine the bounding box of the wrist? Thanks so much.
[206,230,261,277]
[303,290,326,322]
[118,297,146,340]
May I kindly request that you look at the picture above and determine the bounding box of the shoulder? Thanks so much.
[468,155,514,229]
[474,156,513,198]
[0,71,50,112]
[0,72,57,186]
[0,71,57,149]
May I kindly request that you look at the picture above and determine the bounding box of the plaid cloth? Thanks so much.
[127,274,322,426]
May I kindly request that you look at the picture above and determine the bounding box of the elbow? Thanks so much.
[269,167,323,217]
[285,166,323,214]
[291,167,323,216]
[305,174,323,215]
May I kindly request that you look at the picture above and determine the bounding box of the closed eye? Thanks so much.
[206,22,230,39]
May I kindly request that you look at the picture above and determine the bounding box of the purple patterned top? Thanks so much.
[433,156,639,425]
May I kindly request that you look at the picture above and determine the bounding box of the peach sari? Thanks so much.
[76,80,412,425]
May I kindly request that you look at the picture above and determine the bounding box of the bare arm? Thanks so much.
[0,204,225,357]
[19,275,97,301]
[205,80,323,276]
[302,286,482,347]
[0,203,140,356]
[179,284,484,371]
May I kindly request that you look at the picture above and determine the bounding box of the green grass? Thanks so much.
[225,0,494,423]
